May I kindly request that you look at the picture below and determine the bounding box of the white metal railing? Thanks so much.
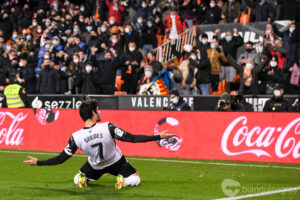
[155,27,196,65]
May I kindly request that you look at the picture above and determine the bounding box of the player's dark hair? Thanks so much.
[246,41,253,46]
[79,99,98,121]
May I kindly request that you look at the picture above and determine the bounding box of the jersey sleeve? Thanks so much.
[36,136,78,166]
[108,122,160,143]
[64,136,78,156]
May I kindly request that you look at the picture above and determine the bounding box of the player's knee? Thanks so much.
[124,173,141,187]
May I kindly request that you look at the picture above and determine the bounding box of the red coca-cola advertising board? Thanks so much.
[0,108,299,164]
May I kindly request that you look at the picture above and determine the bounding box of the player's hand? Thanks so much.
[159,130,175,139]
[24,156,38,165]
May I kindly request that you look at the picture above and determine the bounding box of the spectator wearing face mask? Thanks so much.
[179,49,198,95]
[96,51,120,95]
[146,51,163,77]
[52,36,64,52]
[129,0,160,19]
[272,22,297,63]
[226,54,269,95]
[207,37,227,93]
[36,58,54,94]
[123,23,141,51]
[8,57,20,79]
[261,54,285,94]
[263,23,276,46]
[81,22,93,44]
[65,37,81,58]
[105,0,125,25]
[18,54,36,94]
[195,48,211,95]
[76,62,99,94]
[219,28,243,93]
[97,24,110,45]
[238,41,260,66]
[122,42,143,94]
[196,33,210,53]
[164,88,191,111]
[141,19,158,57]
[137,65,155,93]
[48,63,62,94]
[132,16,145,38]
[18,29,35,53]
[265,39,288,69]
[203,0,221,24]
[263,84,293,112]
[109,34,123,58]
[165,9,184,40]
[88,29,102,50]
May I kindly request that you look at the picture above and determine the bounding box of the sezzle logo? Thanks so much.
[31,96,82,109]
[221,116,300,159]
[154,117,183,151]
[0,112,28,146]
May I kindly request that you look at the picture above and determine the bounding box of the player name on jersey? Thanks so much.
[84,133,103,143]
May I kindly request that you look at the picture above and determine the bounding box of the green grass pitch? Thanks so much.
[1,149,300,200]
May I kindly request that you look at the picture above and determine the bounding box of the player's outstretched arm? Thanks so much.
[23,151,72,166]
[109,123,176,143]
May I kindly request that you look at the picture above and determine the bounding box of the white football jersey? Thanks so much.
[67,122,123,170]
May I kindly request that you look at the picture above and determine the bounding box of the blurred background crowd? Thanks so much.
[0,0,299,96]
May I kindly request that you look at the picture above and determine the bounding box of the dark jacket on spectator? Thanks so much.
[196,50,211,84]
[245,0,275,22]
[124,29,141,50]
[76,72,99,94]
[219,35,244,66]
[19,63,36,94]
[20,7,33,29]
[165,97,191,111]
[272,23,298,62]
[129,0,160,19]
[203,5,221,24]
[122,50,143,76]
[48,68,61,94]
[36,65,52,94]
[179,0,195,20]
[263,96,293,112]
[65,44,80,57]
[227,55,269,95]
[149,60,163,77]
[141,24,158,48]
[97,58,120,86]
[0,57,9,85]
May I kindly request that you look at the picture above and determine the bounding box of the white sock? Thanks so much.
[124,174,141,187]
[74,173,79,185]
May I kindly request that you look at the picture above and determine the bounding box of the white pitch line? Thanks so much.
[1,150,300,170]
[215,186,300,200]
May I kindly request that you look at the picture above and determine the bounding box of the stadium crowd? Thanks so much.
[0,0,299,96]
